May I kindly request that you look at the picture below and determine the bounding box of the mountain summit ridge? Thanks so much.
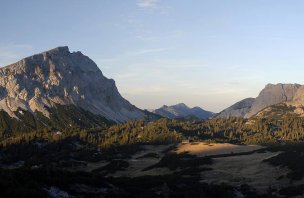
[152,103,214,119]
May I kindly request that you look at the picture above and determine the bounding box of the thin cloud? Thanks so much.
[228,82,241,85]
[137,0,159,8]
[131,48,169,56]
[95,48,170,66]
[113,72,140,80]
[136,35,159,42]
[95,58,120,63]
[121,85,168,94]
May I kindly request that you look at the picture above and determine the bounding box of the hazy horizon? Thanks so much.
[2,0,304,112]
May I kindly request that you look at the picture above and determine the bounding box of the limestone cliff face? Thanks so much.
[0,46,145,122]
[245,83,301,118]
[218,83,303,118]
[291,86,304,105]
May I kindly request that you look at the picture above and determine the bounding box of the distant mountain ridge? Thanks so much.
[3,46,303,124]
[152,103,214,119]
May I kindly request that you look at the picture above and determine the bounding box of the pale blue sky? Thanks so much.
[1,0,304,112]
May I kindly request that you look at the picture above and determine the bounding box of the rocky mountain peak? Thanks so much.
[0,46,146,122]
[173,103,188,108]
[40,46,70,56]
[218,83,304,119]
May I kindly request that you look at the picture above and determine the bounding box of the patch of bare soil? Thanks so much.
[201,151,292,194]
[176,142,304,194]
[82,161,109,172]
[70,142,304,195]
[74,145,175,177]
[109,145,174,177]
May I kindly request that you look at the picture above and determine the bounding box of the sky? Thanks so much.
[1,0,304,112]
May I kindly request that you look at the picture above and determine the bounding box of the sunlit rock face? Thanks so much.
[0,46,145,122]
[245,83,301,118]
[218,83,303,118]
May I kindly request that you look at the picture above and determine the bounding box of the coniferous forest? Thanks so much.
[1,105,304,197]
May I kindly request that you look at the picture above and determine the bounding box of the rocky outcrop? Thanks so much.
[216,98,255,118]
[0,46,146,122]
[152,103,214,119]
[218,83,302,118]
[291,86,304,106]
[245,83,301,118]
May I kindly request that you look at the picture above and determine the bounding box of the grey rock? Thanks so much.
[0,46,146,122]
[218,83,302,118]
[216,98,255,118]
[245,83,301,118]
[291,85,304,105]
